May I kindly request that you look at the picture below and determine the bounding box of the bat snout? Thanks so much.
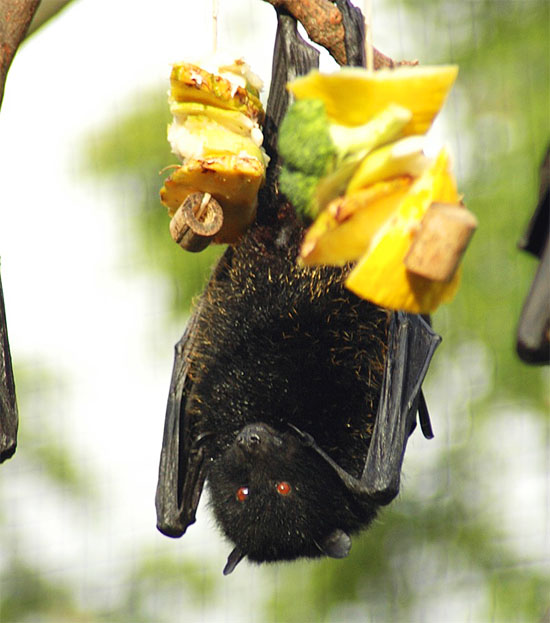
[236,423,283,455]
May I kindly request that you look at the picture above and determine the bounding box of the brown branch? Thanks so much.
[0,0,41,110]
[262,0,416,68]
[266,0,347,65]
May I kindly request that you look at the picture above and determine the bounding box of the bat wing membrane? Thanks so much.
[155,303,206,537]
[0,270,18,464]
[361,312,441,503]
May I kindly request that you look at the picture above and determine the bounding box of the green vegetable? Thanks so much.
[277,99,411,219]
[279,168,319,217]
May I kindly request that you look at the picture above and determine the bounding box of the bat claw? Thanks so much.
[287,423,316,447]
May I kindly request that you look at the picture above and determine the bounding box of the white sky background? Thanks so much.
[0,0,548,620]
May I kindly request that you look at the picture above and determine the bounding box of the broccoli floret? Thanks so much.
[277,98,412,220]
[279,168,319,217]
[278,99,337,177]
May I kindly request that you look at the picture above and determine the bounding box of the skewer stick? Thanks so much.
[170,192,224,253]
[364,0,374,72]
[212,0,219,55]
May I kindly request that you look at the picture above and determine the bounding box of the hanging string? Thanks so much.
[212,0,219,55]
[364,0,374,71]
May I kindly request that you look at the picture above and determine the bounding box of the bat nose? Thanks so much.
[236,427,262,449]
[236,423,282,454]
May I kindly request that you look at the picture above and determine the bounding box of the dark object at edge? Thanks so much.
[0,267,18,462]
[517,144,550,364]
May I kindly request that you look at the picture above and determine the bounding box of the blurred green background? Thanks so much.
[0,0,548,621]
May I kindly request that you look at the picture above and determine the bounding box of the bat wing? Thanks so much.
[0,269,18,464]
[517,144,550,364]
[288,312,440,505]
[155,295,211,537]
[361,311,441,503]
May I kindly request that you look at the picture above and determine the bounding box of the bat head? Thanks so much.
[207,423,373,574]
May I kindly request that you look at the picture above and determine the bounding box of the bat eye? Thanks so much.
[236,486,249,502]
[276,481,292,496]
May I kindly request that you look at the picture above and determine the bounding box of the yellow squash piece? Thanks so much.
[345,149,461,313]
[287,65,458,135]
[300,178,412,266]
[160,155,265,243]
[171,62,264,124]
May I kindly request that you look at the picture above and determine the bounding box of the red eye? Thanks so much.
[236,486,249,502]
[276,481,292,496]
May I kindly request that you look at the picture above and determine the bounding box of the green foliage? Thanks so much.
[265,444,549,622]
[95,549,217,623]
[429,0,550,407]
[13,363,97,499]
[0,558,81,622]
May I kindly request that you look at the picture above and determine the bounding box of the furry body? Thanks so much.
[184,209,390,563]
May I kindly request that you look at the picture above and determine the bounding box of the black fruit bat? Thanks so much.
[516,144,550,365]
[0,267,18,463]
[155,6,441,575]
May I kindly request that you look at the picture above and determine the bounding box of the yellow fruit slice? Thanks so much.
[345,148,461,313]
[168,115,265,162]
[170,101,256,137]
[287,65,458,135]
[160,155,265,243]
[300,178,412,266]
[170,62,264,123]
[346,135,428,194]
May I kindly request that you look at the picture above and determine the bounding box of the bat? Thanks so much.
[516,144,550,365]
[0,266,18,463]
[155,7,441,575]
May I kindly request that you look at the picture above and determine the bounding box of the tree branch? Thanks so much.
[262,0,416,68]
[0,0,41,110]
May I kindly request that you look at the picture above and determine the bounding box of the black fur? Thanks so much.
[184,208,388,563]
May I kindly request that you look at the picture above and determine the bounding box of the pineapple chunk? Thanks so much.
[170,62,264,124]
[170,102,256,138]
[160,155,265,243]
[167,115,264,162]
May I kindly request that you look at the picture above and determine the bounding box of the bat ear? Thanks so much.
[223,546,245,575]
[318,528,352,559]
